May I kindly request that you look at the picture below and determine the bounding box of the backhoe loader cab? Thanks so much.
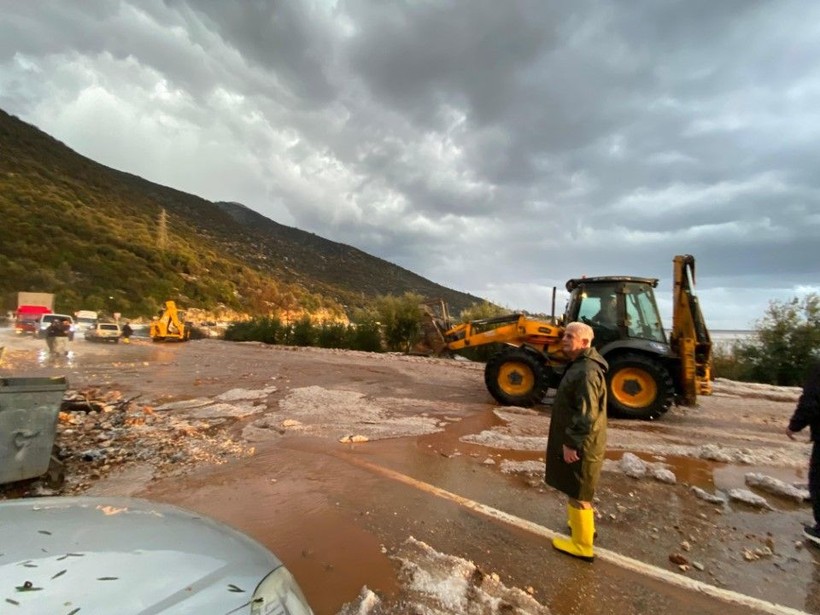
[564,277,680,419]
[566,277,668,346]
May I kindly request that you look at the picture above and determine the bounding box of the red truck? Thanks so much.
[15,305,52,334]
[14,292,55,334]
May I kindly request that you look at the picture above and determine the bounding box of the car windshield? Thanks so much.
[100,324,119,331]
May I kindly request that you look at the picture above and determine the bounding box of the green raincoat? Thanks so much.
[544,347,608,501]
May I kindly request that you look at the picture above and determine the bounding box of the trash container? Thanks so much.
[0,376,67,485]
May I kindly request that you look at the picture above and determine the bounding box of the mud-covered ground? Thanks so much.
[1,330,818,615]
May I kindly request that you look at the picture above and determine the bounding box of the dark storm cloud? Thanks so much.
[0,0,817,328]
[164,0,338,104]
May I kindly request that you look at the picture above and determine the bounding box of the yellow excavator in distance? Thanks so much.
[149,300,192,342]
[421,255,712,420]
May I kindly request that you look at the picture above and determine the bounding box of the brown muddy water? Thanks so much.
[143,408,814,615]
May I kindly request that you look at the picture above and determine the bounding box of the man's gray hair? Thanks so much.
[566,321,594,342]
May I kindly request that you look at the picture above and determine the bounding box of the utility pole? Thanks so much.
[157,208,168,250]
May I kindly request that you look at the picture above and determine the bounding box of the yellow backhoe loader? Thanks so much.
[422,255,712,420]
[149,300,192,342]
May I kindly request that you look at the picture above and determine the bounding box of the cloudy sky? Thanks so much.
[2,1,818,329]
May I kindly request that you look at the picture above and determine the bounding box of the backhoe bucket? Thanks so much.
[416,308,450,356]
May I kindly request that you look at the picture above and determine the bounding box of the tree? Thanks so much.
[733,293,820,386]
[459,301,507,323]
[349,307,383,352]
[375,292,425,353]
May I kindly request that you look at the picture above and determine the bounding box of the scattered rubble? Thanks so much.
[620,452,648,478]
[698,444,753,464]
[744,473,810,502]
[0,388,253,498]
[338,536,553,614]
[691,486,727,505]
[650,466,677,484]
[401,537,550,614]
[727,489,772,509]
[617,453,677,484]
[669,552,689,566]
[742,546,774,561]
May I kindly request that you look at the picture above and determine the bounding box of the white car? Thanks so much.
[36,313,76,341]
[84,322,122,343]
[0,496,314,614]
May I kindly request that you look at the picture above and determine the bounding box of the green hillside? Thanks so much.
[0,109,484,320]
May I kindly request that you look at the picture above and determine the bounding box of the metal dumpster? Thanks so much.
[0,376,67,485]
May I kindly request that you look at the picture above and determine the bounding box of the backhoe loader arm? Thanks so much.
[670,255,713,405]
[149,300,190,342]
[163,301,185,333]
[442,314,562,353]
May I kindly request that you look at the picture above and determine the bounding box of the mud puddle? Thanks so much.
[140,439,401,615]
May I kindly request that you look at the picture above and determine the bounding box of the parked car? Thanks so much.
[0,496,314,614]
[85,321,122,343]
[36,313,76,341]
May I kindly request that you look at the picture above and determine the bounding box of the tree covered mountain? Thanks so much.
[0,109,483,320]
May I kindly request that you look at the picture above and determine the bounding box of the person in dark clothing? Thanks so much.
[592,295,617,326]
[544,321,608,561]
[45,318,70,356]
[46,319,66,337]
[788,361,820,546]
[121,322,133,344]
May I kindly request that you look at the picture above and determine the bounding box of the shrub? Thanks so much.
[348,319,383,352]
[291,316,317,347]
[729,294,819,386]
[711,344,755,382]
[224,316,283,344]
[317,322,349,349]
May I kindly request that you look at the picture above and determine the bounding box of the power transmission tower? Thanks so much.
[157,208,168,250]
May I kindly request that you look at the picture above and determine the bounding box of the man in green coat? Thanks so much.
[544,321,608,561]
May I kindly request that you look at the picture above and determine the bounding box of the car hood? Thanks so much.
[0,496,282,614]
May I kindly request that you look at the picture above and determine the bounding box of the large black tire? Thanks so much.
[484,347,549,407]
[606,353,674,420]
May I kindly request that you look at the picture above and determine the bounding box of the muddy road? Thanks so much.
[1,331,818,614]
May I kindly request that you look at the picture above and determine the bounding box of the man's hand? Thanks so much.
[562,445,580,463]
[786,428,799,441]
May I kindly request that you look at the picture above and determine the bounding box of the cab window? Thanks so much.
[577,295,604,323]
[624,283,666,343]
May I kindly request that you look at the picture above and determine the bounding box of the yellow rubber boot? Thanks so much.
[552,506,595,561]
[567,502,597,538]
